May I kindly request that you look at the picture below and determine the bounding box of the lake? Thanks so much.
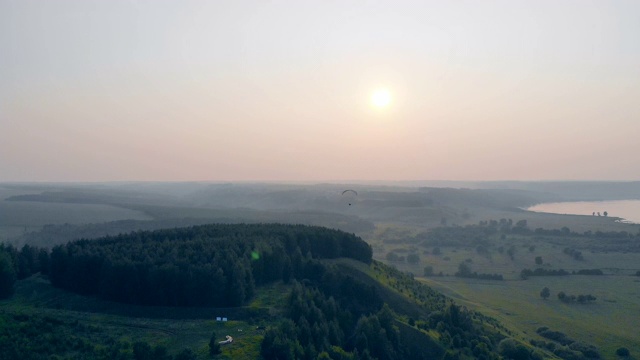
[526,200,640,224]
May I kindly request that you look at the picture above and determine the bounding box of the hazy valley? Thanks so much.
[1,181,639,359]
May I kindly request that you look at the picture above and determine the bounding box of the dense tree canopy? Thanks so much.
[47,223,372,307]
[0,249,16,299]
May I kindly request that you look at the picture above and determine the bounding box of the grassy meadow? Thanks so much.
[368,213,640,360]
[423,275,640,359]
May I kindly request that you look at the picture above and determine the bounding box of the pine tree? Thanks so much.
[209,331,221,356]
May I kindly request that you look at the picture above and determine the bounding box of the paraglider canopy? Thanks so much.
[341,189,358,206]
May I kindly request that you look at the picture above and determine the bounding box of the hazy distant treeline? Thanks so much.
[418,219,640,253]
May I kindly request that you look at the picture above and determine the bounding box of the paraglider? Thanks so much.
[342,189,357,206]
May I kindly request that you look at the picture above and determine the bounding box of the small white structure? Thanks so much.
[218,335,233,345]
[222,317,228,322]
[215,317,222,321]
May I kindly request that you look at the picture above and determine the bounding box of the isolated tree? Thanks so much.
[423,266,434,276]
[603,211,608,217]
[535,256,543,265]
[557,291,566,301]
[456,262,472,276]
[385,252,400,262]
[616,347,630,357]
[209,331,221,356]
[540,287,550,300]
[407,253,420,264]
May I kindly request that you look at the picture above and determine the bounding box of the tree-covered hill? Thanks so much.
[47,224,371,307]
[0,223,556,359]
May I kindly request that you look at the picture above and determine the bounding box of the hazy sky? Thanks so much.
[2,0,639,182]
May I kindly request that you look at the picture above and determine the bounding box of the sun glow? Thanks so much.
[370,88,391,109]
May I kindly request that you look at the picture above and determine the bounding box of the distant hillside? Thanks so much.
[6,181,638,244]
[415,181,640,201]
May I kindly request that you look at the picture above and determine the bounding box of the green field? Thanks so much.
[368,218,640,360]
[421,276,640,359]
[0,186,153,243]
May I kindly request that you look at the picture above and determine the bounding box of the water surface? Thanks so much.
[527,200,640,224]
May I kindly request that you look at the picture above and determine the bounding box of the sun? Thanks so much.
[370,88,391,109]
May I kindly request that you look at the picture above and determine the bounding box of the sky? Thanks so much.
[1,0,639,182]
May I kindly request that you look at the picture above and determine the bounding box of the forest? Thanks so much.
[3,224,372,307]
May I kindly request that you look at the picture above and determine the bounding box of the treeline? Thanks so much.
[12,213,376,249]
[2,224,373,306]
[558,292,597,304]
[419,219,531,246]
[521,268,604,279]
[533,327,601,359]
[12,219,219,248]
[414,220,640,253]
[48,224,372,307]
[534,227,640,240]
[0,244,49,299]
[416,219,530,248]
[455,262,503,281]
[575,269,603,275]
[520,268,570,279]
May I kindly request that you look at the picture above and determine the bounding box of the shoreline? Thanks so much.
[525,199,640,225]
